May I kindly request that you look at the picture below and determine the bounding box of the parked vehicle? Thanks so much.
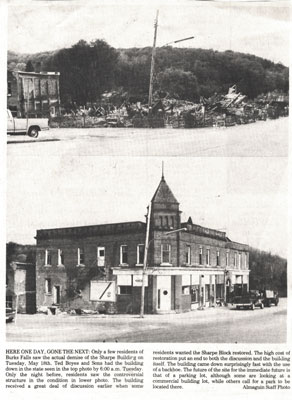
[6,307,15,323]
[261,290,279,307]
[232,291,264,310]
[7,109,49,138]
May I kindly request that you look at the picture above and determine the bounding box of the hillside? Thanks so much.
[8,41,289,105]
[249,247,287,296]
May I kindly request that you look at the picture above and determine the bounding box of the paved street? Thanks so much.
[7,117,288,157]
[6,298,287,343]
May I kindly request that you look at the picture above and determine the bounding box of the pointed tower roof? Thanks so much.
[151,175,179,204]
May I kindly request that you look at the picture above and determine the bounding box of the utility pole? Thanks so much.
[140,202,152,318]
[148,10,159,108]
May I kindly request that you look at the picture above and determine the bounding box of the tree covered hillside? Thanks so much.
[249,248,287,296]
[8,40,289,106]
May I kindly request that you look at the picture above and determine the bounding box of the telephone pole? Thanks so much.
[140,202,152,318]
[148,10,159,108]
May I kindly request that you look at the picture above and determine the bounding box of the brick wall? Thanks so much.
[36,228,146,310]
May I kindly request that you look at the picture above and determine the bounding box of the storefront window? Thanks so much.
[205,284,210,301]
[191,285,199,303]
[119,286,132,295]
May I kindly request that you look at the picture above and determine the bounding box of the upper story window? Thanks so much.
[58,249,64,266]
[78,248,85,265]
[216,250,220,266]
[161,244,171,264]
[199,247,203,265]
[120,245,128,265]
[45,278,52,294]
[137,244,144,265]
[226,250,229,267]
[171,216,175,229]
[206,248,210,266]
[165,216,169,227]
[97,246,105,267]
[45,249,52,266]
[244,253,247,268]
[186,245,191,265]
[239,253,242,268]
[160,216,163,227]
[234,252,238,267]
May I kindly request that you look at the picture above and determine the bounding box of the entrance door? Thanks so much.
[53,286,61,304]
[157,276,171,311]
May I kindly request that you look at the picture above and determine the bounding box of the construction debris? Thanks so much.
[50,87,289,129]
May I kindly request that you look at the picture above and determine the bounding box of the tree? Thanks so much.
[25,60,34,72]
[157,68,200,102]
[42,39,118,105]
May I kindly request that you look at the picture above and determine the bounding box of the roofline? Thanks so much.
[36,220,146,239]
[14,70,60,76]
[151,176,179,204]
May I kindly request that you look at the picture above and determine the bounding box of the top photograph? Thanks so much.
[6,0,290,157]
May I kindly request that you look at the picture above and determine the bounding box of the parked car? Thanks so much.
[261,290,279,307]
[232,291,264,310]
[7,109,49,138]
[6,307,15,323]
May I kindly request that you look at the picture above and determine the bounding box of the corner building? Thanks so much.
[36,175,249,314]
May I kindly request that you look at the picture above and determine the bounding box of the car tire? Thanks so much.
[250,304,255,310]
[260,303,264,309]
[28,127,39,138]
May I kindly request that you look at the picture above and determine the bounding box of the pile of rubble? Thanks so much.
[50,86,289,129]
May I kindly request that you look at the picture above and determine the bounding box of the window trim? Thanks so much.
[186,245,191,265]
[226,250,229,267]
[77,247,85,266]
[120,245,128,265]
[97,246,105,267]
[206,248,210,266]
[216,250,220,266]
[45,249,52,266]
[57,249,64,266]
[199,246,203,265]
[45,278,52,295]
[136,244,144,266]
[161,243,171,265]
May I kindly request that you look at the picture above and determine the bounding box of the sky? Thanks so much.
[6,156,288,258]
[7,0,291,65]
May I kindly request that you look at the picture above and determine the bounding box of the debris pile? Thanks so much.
[50,87,289,129]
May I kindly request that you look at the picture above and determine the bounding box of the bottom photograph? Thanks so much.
[6,157,287,342]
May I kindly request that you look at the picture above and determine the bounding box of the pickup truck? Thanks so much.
[232,291,264,310]
[7,109,49,138]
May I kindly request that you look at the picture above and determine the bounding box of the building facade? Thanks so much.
[35,176,249,314]
[7,70,60,118]
[6,262,36,314]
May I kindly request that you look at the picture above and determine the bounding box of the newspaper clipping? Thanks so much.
[2,1,291,400]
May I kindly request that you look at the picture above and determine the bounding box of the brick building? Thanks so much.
[7,70,60,118]
[35,175,249,314]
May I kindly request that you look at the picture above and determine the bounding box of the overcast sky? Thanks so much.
[6,156,288,258]
[7,0,291,65]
